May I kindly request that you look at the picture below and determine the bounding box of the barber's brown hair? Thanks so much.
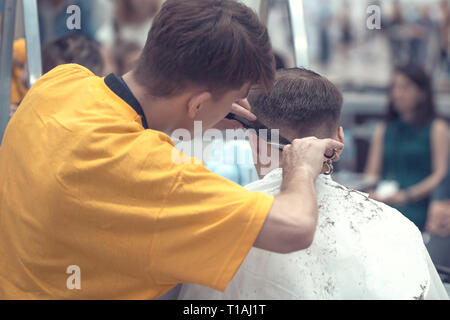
[133,0,275,98]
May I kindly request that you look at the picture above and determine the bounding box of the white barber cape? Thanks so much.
[180,169,449,300]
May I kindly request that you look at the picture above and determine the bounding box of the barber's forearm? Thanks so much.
[277,169,318,245]
[255,136,343,253]
[255,170,318,253]
[278,177,318,230]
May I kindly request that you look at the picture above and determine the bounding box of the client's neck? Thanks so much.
[252,126,337,180]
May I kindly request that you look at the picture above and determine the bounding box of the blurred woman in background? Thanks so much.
[365,64,449,231]
[114,0,163,48]
[95,0,162,74]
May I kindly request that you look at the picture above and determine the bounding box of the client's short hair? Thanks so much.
[41,34,104,75]
[248,68,343,138]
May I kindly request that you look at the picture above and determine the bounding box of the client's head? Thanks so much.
[247,67,344,176]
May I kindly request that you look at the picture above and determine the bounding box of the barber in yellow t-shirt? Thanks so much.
[0,0,342,299]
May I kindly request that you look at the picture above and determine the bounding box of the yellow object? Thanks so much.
[10,38,28,105]
[0,64,273,299]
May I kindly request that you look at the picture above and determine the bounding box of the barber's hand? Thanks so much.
[281,137,344,182]
[214,99,257,130]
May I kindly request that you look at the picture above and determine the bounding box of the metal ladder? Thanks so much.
[0,0,42,142]
[250,0,309,68]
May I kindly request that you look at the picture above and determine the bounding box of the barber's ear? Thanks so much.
[187,92,213,119]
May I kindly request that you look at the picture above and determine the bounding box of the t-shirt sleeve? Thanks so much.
[149,162,274,292]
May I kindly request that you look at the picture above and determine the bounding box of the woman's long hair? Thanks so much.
[385,64,437,126]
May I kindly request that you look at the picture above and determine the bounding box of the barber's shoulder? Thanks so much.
[17,64,96,112]
[39,63,95,84]
[27,64,94,96]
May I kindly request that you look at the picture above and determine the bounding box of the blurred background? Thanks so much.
[2,0,450,171]
[1,0,449,293]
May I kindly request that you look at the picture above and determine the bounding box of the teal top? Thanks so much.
[382,118,433,230]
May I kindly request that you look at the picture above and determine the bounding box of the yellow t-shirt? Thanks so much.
[0,64,274,299]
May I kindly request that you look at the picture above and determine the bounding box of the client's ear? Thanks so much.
[187,92,213,119]
[336,126,345,157]
[248,130,259,152]
[248,130,260,166]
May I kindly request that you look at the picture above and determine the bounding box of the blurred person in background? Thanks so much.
[37,0,115,73]
[408,5,439,71]
[0,4,27,115]
[426,160,450,238]
[112,39,142,76]
[41,33,105,75]
[425,157,450,286]
[9,34,105,118]
[114,0,163,48]
[317,0,332,68]
[9,39,28,118]
[385,0,408,66]
[338,0,354,61]
[95,0,162,74]
[439,0,450,90]
[365,64,449,231]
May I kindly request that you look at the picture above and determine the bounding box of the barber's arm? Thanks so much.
[254,137,344,253]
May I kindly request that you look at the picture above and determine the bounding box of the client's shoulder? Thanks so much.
[316,176,421,235]
[244,168,283,195]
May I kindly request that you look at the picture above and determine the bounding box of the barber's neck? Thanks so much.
[122,71,185,137]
